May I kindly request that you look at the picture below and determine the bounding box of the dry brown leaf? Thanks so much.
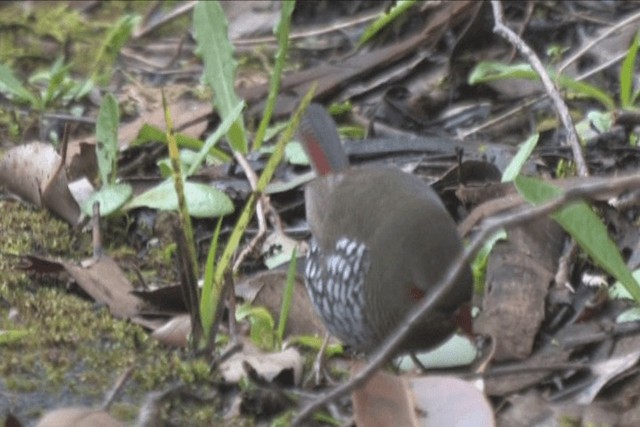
[235,270,328,338]
[36,407,123,427]
[21,255,141,319]
[151,314,191,347]
[0,142,80,224]
[220,344,303,386]
[352,363,494,427]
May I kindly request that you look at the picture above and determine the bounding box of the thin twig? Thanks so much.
[102,366,134,410]
[292,172,640,425]
[558,9,640,74]
[232,10,381,46]
[232,151,269,272]
[92,201,103,259]
[490,0,588,177]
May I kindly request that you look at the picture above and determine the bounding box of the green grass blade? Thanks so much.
[41,58,71,107]
[277,249,297,344]
[187,101,244,176]
[162,91,199,286]
[515,175,640,303]
[91,15,139,85]
[358,0,417,47]
[471,230,506,293]
[253,0,295,150]
[193,1,248,153]
[620,31,640,108]
[556,74,615,110]
[502,133,539,182]
[0,63,39,106]
[202,86,316,341]
[200,216,224,342]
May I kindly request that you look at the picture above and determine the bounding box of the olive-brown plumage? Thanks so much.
[300,104,473,354]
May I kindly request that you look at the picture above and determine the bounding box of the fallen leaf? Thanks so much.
[36,407,123,427]
[220,344,303,386]
[352,365,494,427]
[0,142,80,224]
[151,314,191,347]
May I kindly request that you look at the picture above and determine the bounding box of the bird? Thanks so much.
[299,104,473,354]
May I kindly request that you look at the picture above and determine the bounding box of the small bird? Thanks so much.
[299,104,473,354]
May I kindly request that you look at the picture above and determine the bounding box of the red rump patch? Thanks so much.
[453,302,474,337]
[408,286,425,301]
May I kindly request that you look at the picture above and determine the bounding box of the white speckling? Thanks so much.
[342,265,351,282]
[303,235,374,349]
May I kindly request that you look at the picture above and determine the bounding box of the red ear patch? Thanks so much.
[408,285,425,301]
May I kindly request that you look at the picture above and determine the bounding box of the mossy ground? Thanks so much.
[0,201,222,425]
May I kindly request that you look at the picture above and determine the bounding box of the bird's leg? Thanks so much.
[302,332,336,387]
[409,352,429,372]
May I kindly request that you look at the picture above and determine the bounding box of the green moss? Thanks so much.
[0,203,228,424]
[0,4,88,67]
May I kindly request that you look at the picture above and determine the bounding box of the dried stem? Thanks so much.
[490,0,588,177]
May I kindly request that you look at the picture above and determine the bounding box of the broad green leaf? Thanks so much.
[358,0,417,46]
[236,304,276,350]
[157,150,201,178]
[81,183,132,216]
[132,124,230,162]
[95,93,120,185]
[126,180,234,218]
[502,133,539,182]
[610,269,640,300]
[468,62,537,84]
[575,111,613,142]
[193,1,247,153]
[0,63,39,106]
[515,175,640,303]
[587,111,613,133]
[285,141,309,166]
[620,31,640,108]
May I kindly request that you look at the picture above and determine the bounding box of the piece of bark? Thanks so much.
[475,216,565,361]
